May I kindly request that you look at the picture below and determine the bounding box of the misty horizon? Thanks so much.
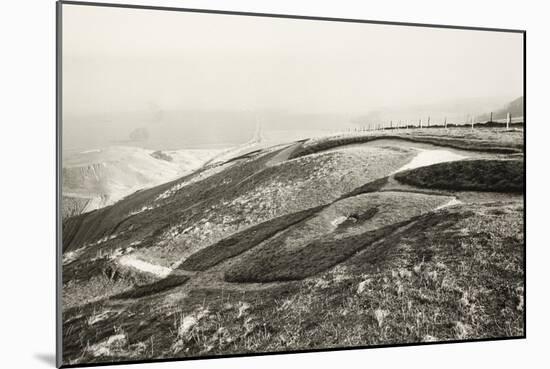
[62,94,521,152]
[62,5,523,151]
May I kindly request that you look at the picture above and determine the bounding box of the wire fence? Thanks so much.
[353,113,524,132]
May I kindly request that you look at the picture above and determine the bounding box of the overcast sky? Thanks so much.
[62,4,523,149]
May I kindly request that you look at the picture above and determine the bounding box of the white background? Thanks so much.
[0,0,547,368]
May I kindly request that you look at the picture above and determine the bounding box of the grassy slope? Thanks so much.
[61,150,287,303]
[179,205,325,271]
[62,196,92,220]
[114,274,190,299]
[291,130,523,160]
[62,202,523,365]
[61,128,524,365]
[126,144,411,270]
[63,128,522,254]
[193,202,523,352]
[224,221,410,283]
[61,150,278,253]
[394,159,523,192]
[224,192,450,283]
[63,263,157,308]
[62,143,412,307]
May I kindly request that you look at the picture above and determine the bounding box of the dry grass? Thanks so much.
[224,221,409,283]
[179,206,324,271]
[395,159,523,193]
[114,275,190,299]
[63,265,156,308]
[62,201,523,366]
[291,129,523,160]
[63,274,135,308]
[60,129,524,365]
[223,192,450,283]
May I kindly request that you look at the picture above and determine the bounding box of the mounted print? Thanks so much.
[56,1,525,367]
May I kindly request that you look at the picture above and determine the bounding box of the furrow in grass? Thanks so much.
[179,205,326,271]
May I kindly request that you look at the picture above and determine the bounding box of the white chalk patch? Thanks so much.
[178,316,198,335]
[331,216,348,227]
[177,308,210,336]
[79,149,101,154]
[393,149,466,174]
[63,247,86,265]
[117,255,172,277]
[356,279,372,294]
[237,302,251,318]
[436,198,463,210]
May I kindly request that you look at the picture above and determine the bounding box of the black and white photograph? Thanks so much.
[58,1,524,367]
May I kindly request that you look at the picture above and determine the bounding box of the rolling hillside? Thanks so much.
[61,128,524,365]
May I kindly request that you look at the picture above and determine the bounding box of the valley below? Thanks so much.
[61,127,524,365]
[62,146,224,218]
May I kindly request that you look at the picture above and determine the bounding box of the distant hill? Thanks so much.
[352,96,516,127]
[62,146,221,218]
[477,96,524,122]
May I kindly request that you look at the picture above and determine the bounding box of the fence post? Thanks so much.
[490,112,493,123]
[444,117,447,129]
[471,115,474,130]
[419,119,422,129]
[507,112,511,130]
[427,116,430,128]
